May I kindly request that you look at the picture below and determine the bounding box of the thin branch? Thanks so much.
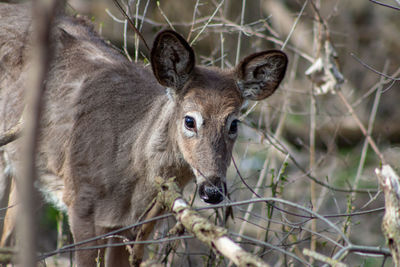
[303,248,347,267]
[353,62,387,189]
[230,232,311,266]
[281,0,308,50]
[113,0,150,52]
[242,121,379,193]
[327,243,392,266]
[369,0,400,10]
[218,197,350,244]
[0,122,22,147]
[351,53,400,81]
[336,89,386,164]
[38,213,173,260]
[190,0,224,46]
[39,235,195,257]
[235,0,246,65]
[156,1,176,31]
[187,0,201,42]
[351,67,400,108]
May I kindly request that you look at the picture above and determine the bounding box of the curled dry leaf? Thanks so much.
[305,40,345,95]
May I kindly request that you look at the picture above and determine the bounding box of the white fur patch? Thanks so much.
[86,44,114,64]
[191,168,205,184]
[66,77,86,91]
[165,87,174,100]
[36,182,67,212]
[183,127,195,137]
[36,174,67,212]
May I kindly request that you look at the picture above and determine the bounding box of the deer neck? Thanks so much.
[142,95,192,186]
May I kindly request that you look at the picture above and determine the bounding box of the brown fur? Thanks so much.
[0,3,287,266]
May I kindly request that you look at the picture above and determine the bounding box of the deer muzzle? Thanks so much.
[198,177,226,204]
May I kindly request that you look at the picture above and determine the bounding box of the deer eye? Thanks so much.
[184,116,196,130]
[229,119,239,135]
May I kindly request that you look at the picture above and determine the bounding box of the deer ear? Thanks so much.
[236,50,288,101]
[151,30,195,92]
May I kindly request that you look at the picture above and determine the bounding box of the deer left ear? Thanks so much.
[236,50,288,101]
[151,30,195,92]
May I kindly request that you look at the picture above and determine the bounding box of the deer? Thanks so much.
[0,2,287,266]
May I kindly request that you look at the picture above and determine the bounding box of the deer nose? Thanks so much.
[198,179,225,204]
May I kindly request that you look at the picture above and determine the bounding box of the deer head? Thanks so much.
[151,30,287,204]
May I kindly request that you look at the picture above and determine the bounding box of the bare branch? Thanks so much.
[351,53,400,81]
[156,177,271,267]
[369,0,400,10]
[0,122,22,147]
[303,248,347,267]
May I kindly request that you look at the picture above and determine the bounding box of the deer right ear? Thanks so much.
[151,30,195,92]
[236,50,288,101]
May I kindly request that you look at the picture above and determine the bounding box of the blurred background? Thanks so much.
[4,0,400,266]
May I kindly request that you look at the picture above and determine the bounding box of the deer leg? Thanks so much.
[132,201,163,266]
[0,149,16,247]
[105,234,133,267]
[68,200,106,266]
[0,178,17,247]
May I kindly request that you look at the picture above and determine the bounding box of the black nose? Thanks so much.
[199,180,225,204]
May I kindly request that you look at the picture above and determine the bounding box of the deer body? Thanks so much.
[0,3,287,266]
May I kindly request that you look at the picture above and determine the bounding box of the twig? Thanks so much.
[326,244,392,267]
[236,155,270,244]
[138,0,150,32]
[353,62,387,189]
[351,53,400,81]
[113,0,150,52]
[40,235,194,257]
[281,0,308,50]
[156,1,175,31]
[369,0,400,10]
[303,248,347,267]
[105,8,125,23]
[131,0,141,62]
[335,89,386,164]
[190,0,224,46]
[230,232,310,266]
[235,0,246,65]
[351,67,400,108]
[225,197,351,244]
[124,15,133,62]
[187,0,201,42]
[220,32,224,69]
[242,122,379,193]
[37,213,173,260]
[0,122,22,147]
